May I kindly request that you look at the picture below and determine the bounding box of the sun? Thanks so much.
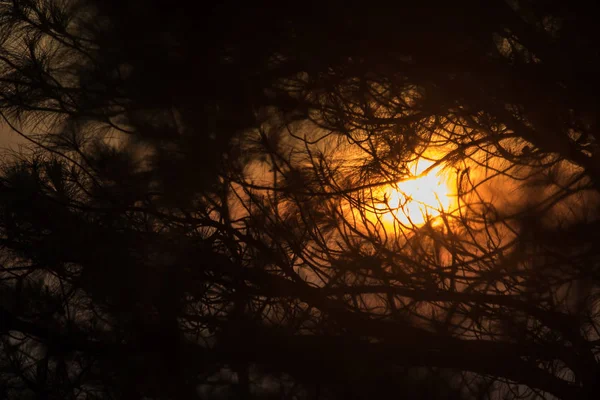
[376,159,453,227]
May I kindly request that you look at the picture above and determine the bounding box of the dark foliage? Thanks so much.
[1,0,600,399]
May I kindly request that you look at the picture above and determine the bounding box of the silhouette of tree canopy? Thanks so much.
[1,0,600,398]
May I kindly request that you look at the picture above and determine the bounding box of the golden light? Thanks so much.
[377,159,453,227]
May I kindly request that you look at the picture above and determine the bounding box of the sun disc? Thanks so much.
[378,159,453,227]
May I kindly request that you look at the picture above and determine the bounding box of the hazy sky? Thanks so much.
[0,123,26,153]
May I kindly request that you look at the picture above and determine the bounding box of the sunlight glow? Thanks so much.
[377,159,453,227]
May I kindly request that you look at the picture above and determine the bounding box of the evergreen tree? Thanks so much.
[1,1,600,398]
